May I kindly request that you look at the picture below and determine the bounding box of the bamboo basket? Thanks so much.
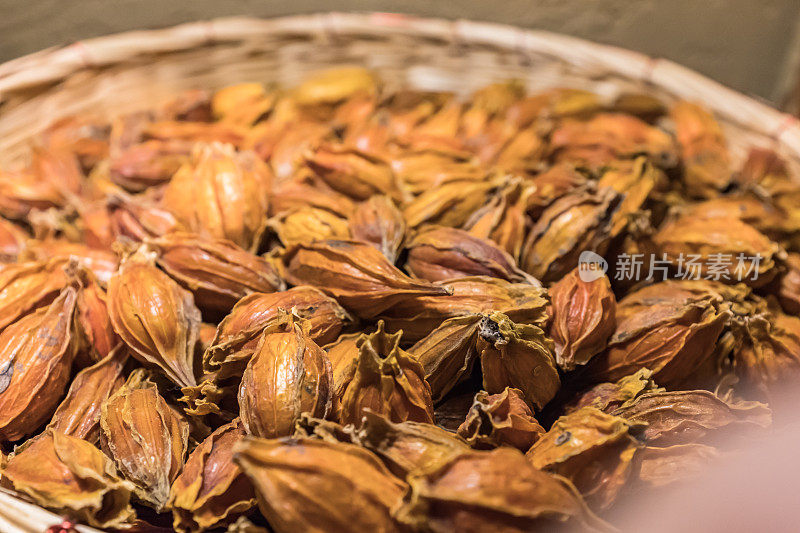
[0,11,799,532]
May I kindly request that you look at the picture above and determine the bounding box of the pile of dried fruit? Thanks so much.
[0,67,797,532]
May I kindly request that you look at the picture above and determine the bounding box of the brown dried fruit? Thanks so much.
[339,322,435,426]
[0,218,27,261]
[293,67,377,106]
[238,316,333,437]
[527,407,643,509]
[169,421,256,533]
[150,232,284,312]
[107,245,201,388]
[270,168,356,218]
[234,437,407,533]
[108,192,184,242]
[349,195,406,263]
[457,388,545,451]
[100,379,189,510]
[549,266,616,371]
[403,178,501,229]
[596,157,664,238]
[776,252,800,314]
[0,257,68,332]
[269,206,350,247]
[281,239,448,318]
[671,101,731,198]
[162,143,270,252]
[109,139,190,192]
[0,430,135,529]
[477,312,560,411]
[306,143,405,202]
[20,239,119,286]
[565,369,662,415]
[396,447,608,533]
[632,443,721,488]
[0,285,78,442]
[406,226,533,283]
[73,266,119,364]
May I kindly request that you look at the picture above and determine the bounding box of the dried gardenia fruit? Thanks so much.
[632,443,721,488]
[356,410,471,477]
[596,157,664,238]
[652,214,782,287]
[269,168,356,218]
[107,245,201,388]
[107,192,183,242]
[612,389,770,447]
[0,217,27,261]
[404,178,501,229]
[162,143,270,252]
[521,186,620,283]
[169,421,256,533]
[47,346,127,443]
[477,312,560,411]
[349,195,406,263]
[586,283,730,388]
[100,379,189,510]
[306,143,405,202]
[20,238,119,286]
[109,139,190,192]
[380,275,549,342]
[527,407,643,509]
[0,430,135,529]
[549,266,616,371]
[0,257,68,332]
[269,206,350,247]
[339,322,435,426]
[281,239,447,318]
[406,226,532,283]
[457,388,545,451]
[73,265,119,364]
[293,67,377,106]
[238,316,333,437]
[670,101,731,198]
[234,437,407,533]
[409,314,483,402]
[0,284,78,442]
[150,232,284,312]
[776,252,800,314]
[396,447,606,533]
[565,369,662,415]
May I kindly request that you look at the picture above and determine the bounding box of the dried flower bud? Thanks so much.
[238,317,333,437]
[409,314,482,402]
[670,101,731,198]
[0,257,68,332]
[396,448,607,532]
[269,206,350,247]
[612,389,770,447]
[653,214,782,287]
[457,388,545,451]
[100,379,189,510]
[349,195,406,262]
[108,246,201,388]
[234,437,407,533]
[169,421,256,533]
[47,347,127,443]
[565,369,662,415]
[521,186,620,283]
[549,267,616,371]
[339,322,434,426]
[162,143,270,251]
[281,239,447,318]
[0,285,78,442]
[0,430,135,529]
[150,232,283,312]
[477,312,560,410]
[406,226,532,283]
[356,410,471,477]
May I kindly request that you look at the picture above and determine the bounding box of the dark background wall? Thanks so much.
[1,0,799,106]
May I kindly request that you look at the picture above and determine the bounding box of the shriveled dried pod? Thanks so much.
[0,257,68,332]
[150,232,284,312]
[162,143,270,252]
[72,265,119,364]
[403,178,501,229]
[212,83,276,126]
[107,192,183,242]
[233,437,407,533]
[169,420,257,533]
[144,121,247,147]
[0,217,27,261]
[20,238,119,286]
[476,312,560,411]
[0,284,79,442]
[269,206,350,248]
[293,67,378,107]
[47,346,127,443]
[269,168,356,218]
[596,157,664,238]
[632,443,722,488]
[652,214,783,287]
[349,195,406,263]
[323,332,362,407]
[356,410,471,477]
[306,143,405,202]
[457,388,545,451]
[776,252,800,314]
[521,186,621,283]
[109,139,191,192]
[612,389,770,447]
[549,266,616,371]
[0,430,135,529]
[527,407,643,509]
[564,369,663,415]
[107,245,201,388]
[586,283,730,389]
[525,163,589,217]
[238,316,333,438]
[281,239,448,318]
[670,101,731,198]
[339,322,434,426]
[409,314,483,402]
[100,378,190,511]
[396,447,607,533]
[406,226,533,283]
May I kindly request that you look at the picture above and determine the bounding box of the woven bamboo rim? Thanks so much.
[1,12,799,174]
[0,11,798,531]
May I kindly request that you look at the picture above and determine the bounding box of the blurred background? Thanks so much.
[2,0,800,112]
